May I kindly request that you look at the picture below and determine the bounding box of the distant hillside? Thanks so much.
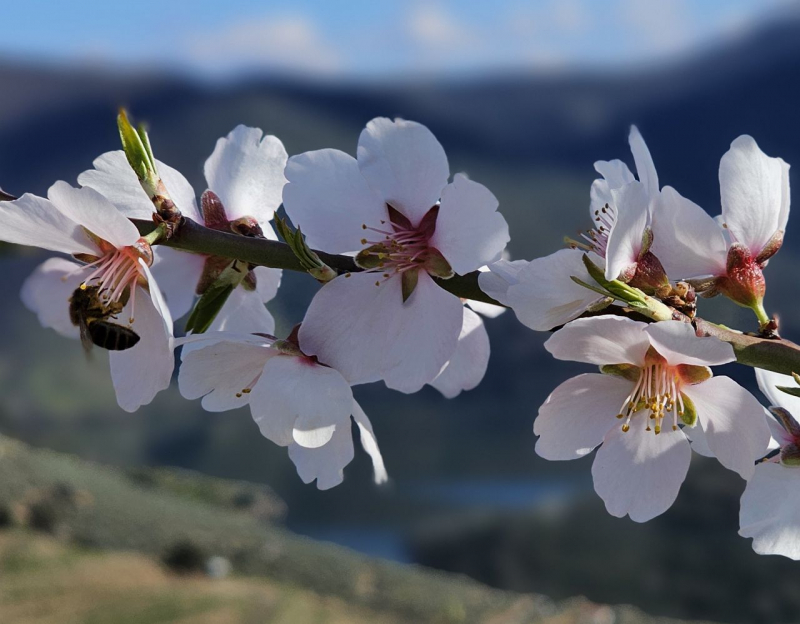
[0,437,706,624]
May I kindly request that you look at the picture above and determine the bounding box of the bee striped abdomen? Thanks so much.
[87,321,140,351]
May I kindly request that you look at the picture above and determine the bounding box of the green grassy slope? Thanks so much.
[0,437,708,624]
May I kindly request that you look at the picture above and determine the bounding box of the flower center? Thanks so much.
[75,243,150,323]
[566,202,617,258]
[354,205,452,285]
[616,360,684,435]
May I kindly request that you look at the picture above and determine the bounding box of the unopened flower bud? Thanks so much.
[717,243,766,310]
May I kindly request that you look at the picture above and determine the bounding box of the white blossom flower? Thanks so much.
[651,136,789,315]
[536,316,770,522]
[282,117,509,393]
[79,125,284,333]
[739,369,800,559]
[177,333,387,490]
[4,182,174,412]
[481,126,667,331]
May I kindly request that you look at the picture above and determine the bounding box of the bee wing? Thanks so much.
[77,318,95,356]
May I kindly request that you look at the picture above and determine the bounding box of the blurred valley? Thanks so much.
[3,14,800,623]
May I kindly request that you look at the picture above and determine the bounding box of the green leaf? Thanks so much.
[679,392,698,427]
[401,270,419,302]
[777,385,800,399]
[117,110,154,181]
[185,261,249,334]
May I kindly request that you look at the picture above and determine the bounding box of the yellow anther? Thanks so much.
[621,424,630,433]
[242,388,251,394]
[672,425,678,431]
[361,238,367,244]
[235,392,242,398]
[79,283,88,291]
[654,425,661,435]
[616,413,625,419]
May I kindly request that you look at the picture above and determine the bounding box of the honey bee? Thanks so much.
[68,285,140,352]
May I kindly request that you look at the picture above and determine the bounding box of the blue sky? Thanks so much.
[1,0,795,78]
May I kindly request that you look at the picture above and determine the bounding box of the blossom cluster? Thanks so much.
[480,128,799,559]
[1,116,799,560]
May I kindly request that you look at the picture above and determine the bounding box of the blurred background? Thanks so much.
[2,1,800,622]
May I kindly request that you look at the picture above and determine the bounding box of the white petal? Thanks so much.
[283,148,388,253]
[592,422,691,522]
[720,135,790,256]
[357,117,449,225]
[605,181,648,281]
[209,286,276,336]
[288,420,355,490]
[505,249,605,331]
[756,367,800,415]
[108,282,174,413]
[48,182,139,249]
[477,259,527,306]
[298,271,462,392]
[692,376,772,471]
[0,193,96,255]
[430,307,490,399]
[178,339,274,412]
[352,400,388,485]
[204,126,288,224]
[650,186,728,279]
[740,462,800,560]
[644,320,735,367]
[685,377,771,479]
[78,150,201,223]
[535,373,631,460]
[465,299,505,318]
[254,266,282,304]
[682,423,715,458]
[150,246,205,321]
[594,159,635,190]
[628,126,659,198]
[20,257,85,339]
[544,315,650,366]
[430,173,509,275]
[249,355,353,447]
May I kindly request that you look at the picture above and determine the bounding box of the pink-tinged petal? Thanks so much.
[288,419,355,490]
[204,126,287,224]
[505,249,605,331]
[592,422,691,522]
[209,287,276,336]
[534,373,631,460]
[283,149,388,253]
[357,117,449,225]
[20,257,85,339]
[650,186,728,279]
[108,280,174,413]
[756,368,800,417]
[684,376,771,479]
[0,193,96,256]
[299,271,462,392]
[48,182,139,249]
[352,400,388,485]
[254,266,282,304]
[628,126,658,198]
[430,307,490,399]
[150,246,205,321]
[644,320,735,367]
[178,339,274,412]
[544,315,650,366]
[78,150,201,223]
[740,462,800,560]
[605,181,648,281]
[477,259,527,306]
[720,135,790,257]
[430,173,509,275]
[249,355,353,447]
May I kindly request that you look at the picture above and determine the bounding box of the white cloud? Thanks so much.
[617,0,695,55]
[181,14,343,76]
